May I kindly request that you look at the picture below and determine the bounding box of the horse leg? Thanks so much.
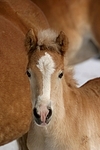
[17,133,29,150]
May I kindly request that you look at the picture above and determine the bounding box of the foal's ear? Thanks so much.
[25,29,37,53]
[56,31,68,55]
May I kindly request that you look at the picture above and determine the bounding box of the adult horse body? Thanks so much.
[33,0,100,64]
[0,0,49,145]
[25,29,100,150]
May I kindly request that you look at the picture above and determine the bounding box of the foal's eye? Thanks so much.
[58,72,63,78]
[26,70,31,78]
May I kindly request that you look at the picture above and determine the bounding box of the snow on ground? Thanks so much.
[74,58,100,86]
[0,141,19,150]
[0,57,100,150]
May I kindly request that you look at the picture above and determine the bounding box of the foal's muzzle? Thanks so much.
[33,107,52,126]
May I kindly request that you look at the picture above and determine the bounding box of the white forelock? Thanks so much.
[37,29,58,50]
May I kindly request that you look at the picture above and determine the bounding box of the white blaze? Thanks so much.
[37,52,55,100]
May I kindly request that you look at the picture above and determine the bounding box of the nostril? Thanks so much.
[33,107,52,125]
[46,108,52,119]
[33,108,40,119]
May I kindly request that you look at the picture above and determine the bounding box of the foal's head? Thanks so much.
[26,29,68,126]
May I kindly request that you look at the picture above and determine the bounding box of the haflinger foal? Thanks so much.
[25,29,100,150]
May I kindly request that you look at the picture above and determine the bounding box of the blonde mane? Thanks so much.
[37,29,58,49]
[35,29,68,56]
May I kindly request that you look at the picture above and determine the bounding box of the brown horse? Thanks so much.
[0,0,49,145]
[33,0,100,64]
[22,29,100,150]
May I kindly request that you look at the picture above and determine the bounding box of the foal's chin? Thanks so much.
[34,117,51,127]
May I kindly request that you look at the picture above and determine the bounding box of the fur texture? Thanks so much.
[0,0,49,145]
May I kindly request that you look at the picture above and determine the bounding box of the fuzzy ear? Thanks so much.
[25,29,37,53]
[56,31,68,55]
